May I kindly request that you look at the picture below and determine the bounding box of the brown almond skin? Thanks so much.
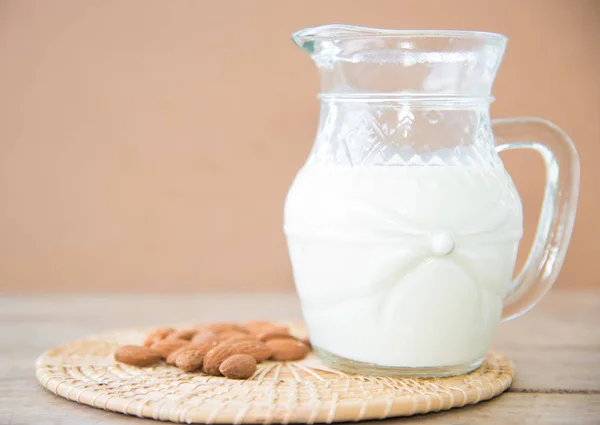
[200,323,246,334]
[218,330,250,342]
[254,326,291,341]
[243,320,273,330]
[150,338,189,358]
[167,328,197,341]
[233,339,273,362]
[166,345,189,365]
[301,336,312,350]
[265,338,310,361]
[115,345,162,366]
[166,343,216,365]
[220,335,258,344]
[203,340,272,375]
[191,330,220,346]
[219,354,257,379]
[143,328,174,347]
[175,349,205,372]
[242,321,274,334]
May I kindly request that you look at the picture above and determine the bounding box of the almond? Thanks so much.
[232,339,273,362]
[220,335,258,344]
[115,345,162,366]
[219,354,257,379]
[167,328,197,341]
[166,343,216,365]
[175,349,205,372]
[166,345,189,365]
[301,336,312,350]
[150,338,189,358]
[191,330,220,346]
[218,330,250,342]
[265,338,310,361]
[254,326,291,341]
[242,321,273,333]
[203,340,272,375]
[143,327,174,347]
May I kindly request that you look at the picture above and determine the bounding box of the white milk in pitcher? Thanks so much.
[284,164,523,368]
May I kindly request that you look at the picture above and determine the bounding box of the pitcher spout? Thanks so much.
[292,24,387,53]
[292,25,508,97]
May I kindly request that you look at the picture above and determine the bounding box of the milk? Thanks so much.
[284,164,523,368]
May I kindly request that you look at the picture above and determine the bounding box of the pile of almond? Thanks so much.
[114,321,311,380]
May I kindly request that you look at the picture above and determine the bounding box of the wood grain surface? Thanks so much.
[1,288,599,424]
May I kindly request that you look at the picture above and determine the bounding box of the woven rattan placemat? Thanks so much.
[36,325,514,423]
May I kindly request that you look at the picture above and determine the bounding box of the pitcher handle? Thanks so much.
[493,117,580,322]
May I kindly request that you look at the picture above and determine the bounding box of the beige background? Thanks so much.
[0,0,598,292]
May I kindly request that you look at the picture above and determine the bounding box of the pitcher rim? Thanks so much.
[292,24,507,44]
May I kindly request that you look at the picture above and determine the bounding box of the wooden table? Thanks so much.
[1,289,598,424]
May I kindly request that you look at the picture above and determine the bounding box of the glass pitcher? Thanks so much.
[284,25,580,377]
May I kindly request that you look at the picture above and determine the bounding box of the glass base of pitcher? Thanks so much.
[313,347,484,378]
